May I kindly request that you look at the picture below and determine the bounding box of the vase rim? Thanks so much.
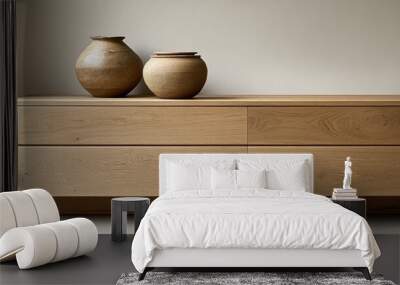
[152,51,201,58]
[91,36,125,41]
[152,54,201,58]
[154,51,198,56]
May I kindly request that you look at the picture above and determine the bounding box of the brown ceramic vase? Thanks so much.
[75,36,143,97]
[143,52,207,99]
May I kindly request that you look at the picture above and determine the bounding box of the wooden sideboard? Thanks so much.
[18,95,400,214]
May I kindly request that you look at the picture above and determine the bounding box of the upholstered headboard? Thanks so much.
[159,153,314,195]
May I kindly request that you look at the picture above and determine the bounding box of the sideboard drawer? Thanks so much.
[248,107,400,145]
[18,106,247,145]
[18,146,247,196]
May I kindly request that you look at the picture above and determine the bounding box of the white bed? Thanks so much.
[131,154,380,280]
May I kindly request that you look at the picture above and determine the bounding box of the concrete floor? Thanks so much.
[368,214,400,235]
[1,215,399,285]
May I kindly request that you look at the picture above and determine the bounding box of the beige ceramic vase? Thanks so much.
[75,36,143,97]
[143,52,207,99]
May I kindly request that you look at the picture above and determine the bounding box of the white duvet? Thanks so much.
[131,190,380,273]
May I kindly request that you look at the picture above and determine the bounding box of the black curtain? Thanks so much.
[0,0,17,192]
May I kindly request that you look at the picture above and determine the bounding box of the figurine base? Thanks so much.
[332,188,358,200]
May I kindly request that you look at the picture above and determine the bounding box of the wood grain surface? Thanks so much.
[18,95,400,107]
[18,146,246,196]
[248,107,400,145]
[19,145,399,197]
[17,96,400,208]
[18,106,247,145]
[249,146,400,196]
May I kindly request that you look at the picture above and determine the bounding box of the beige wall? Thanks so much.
[17,0,400,96]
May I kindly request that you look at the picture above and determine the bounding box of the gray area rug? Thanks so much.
[116,272,396,285]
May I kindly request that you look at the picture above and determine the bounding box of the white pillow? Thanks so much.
[211,168,236,190]
[167,163,210,191]
[238,159,309,192]
[166,160,236,192]
[237,169,267,189]
[211,169,267,190]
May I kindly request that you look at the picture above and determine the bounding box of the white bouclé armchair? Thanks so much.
[0,189,98,269]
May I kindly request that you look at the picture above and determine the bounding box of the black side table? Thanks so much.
[111,197,150,241]
[331,198,366,219]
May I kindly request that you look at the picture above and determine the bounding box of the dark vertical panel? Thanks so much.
[0,0,17,192]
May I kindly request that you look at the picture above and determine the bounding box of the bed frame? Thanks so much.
[141,248,370,280]
[139,154,372,280]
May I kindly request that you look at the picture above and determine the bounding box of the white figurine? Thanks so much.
[343,156,352,189]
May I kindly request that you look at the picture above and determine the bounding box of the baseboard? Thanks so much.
[54,196,400,215]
